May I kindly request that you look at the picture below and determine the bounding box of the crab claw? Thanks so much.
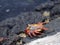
[25,29,32,37]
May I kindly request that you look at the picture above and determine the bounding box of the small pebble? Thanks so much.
[6,9,10,12]
[18,33,27,38]
[43,11,50,17]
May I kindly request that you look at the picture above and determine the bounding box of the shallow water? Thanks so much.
[0,0,48,21]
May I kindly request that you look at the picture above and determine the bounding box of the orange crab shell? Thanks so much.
[24,22,48,37]
[25,22,48,31]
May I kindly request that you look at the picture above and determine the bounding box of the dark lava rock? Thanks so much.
[0,12,45,34]
[0,12,46,45]
[35,0,60,20]
[45,17,60,36]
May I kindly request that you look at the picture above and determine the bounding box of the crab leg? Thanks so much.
[34,30,40,33]
[32,32,36,36]
[42,27,48,30]
[28,33,32,38]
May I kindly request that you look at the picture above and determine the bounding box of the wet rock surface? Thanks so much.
[35,0,60,20]
[0,0,48,21]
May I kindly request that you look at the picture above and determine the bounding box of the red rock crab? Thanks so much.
[25,22,48,38]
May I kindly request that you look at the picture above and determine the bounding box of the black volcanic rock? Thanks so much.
[45,18,60,36]
[35,1,60,20]
[0,0,60,45]
[0,12,44,34]
[0,12,46,45]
